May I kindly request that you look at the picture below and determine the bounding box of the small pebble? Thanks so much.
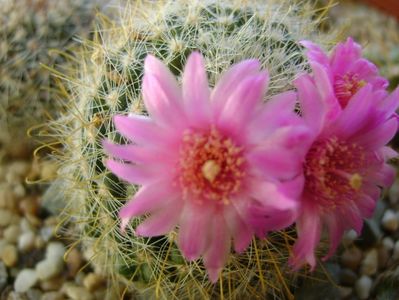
[19,197,39,216]
[393,240,399,261]
[339,268,357,286]
[18,231,36,252]
[1,244,18,267]
[62,282,94,300]
[382,209,399,232]
[26,289,42,300]
[41,291,65,300]
[46,242,65,261]
[377,246,390,269]
[382,236,395,251]
[65,248,83,276]
[340,246,363,271]
[388,179,399,204]
[4,225,21,244]
[360,248,378,276]
[36,259,63,281]
[7,291,28,300]
[341,229,358,247]
[83,273,105,292]
[0,262,8,291]
[14,269,38,293]
[338,286,352,298]
[0,209,14,227]
[40,276,65,291]
[355,275,372,300]
[40,226,54,243]
[13,184,25,198]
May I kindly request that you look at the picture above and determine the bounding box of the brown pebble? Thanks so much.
[65,248,83,277]
[1,244,18,267]
[378,246,390,269]
[41,291,65,300]
[83,273,105,292]
[19,197,39,216]
[340,246,363,271]
[40,276,65,292]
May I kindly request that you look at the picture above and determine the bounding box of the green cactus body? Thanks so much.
[0,0,95,154]
[47,0,338,298]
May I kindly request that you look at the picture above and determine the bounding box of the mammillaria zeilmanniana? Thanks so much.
[0,0,95,155]
[41,0,362,298]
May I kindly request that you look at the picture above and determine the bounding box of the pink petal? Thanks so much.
[301,40,330,67]
[322,214,345,260]
[347,58,378,79]
[295,74,326,135]
[178,203,212,261]
[330,37,362,75]
[352,117,398,150]
[331,84,373,139]
[247,180,298,235]
[135,202,183,237]
[103,140,176,165]
[113,115,168,146]
[217,72,268,129]
[223,204,252,253]
[142,73,186,129]
[248,91,300,141]
[247,126,311,180]
[356,194,377,219]
[106,159,159,185]
[373,164,396,187]
[211,59,261,115]
[119,182,179,220]
[144,54,182,101]
[311,62,341,121]
[203,217,231,283]
[249,180,298,212]
[378,87,399,120]
[378,146,398,160]
[290,206,322,271]
[182,52,211,126]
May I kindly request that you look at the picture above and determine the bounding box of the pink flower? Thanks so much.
[104,52,309,282]
[290,45,399,269]
[301,37,388,113]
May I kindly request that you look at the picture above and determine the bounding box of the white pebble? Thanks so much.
[360,249,378,276]
[20,218,34,233]
[18,231,36,252]
[36,259,63,281]
[341,229,358,247]
[14,269,38,293]
[382,237,395,251]
[393,240,399,261]
[382,209,398,231]
[4,224,21,244]
[355,275,372,300]
[13,183,25,198]
[0,209,14,227]
[46,242,65,260]
[62,282,94,300]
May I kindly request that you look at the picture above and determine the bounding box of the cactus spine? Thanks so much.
[45,0,338,298]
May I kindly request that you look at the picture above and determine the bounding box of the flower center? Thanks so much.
[334,73,366,108]
[179,126,245,205]
[304,136,366,210]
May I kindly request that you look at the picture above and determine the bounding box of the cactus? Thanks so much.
[44,0,339,298]
[0,0,96,155]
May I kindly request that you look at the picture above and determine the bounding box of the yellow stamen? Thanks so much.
[349,173,362,190]
[201,160,221,182]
